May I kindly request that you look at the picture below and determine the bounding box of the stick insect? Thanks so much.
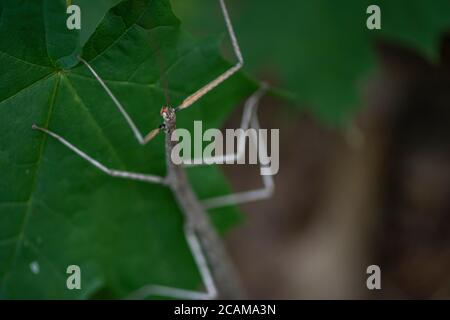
[32,0,274,299]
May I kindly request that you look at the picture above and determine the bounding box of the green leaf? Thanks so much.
[173,0,450,125]
[0,0,79,68]
[0,0,254,299]
[73,0,125,48]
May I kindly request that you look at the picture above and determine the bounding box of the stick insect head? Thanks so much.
[160,106,176,124]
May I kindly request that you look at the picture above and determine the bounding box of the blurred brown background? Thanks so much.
[169,0,450,299]
[220,39,450,299]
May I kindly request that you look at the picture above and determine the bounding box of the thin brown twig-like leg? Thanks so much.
[126,225,217,300]
[182,85,276,209]
[31,125,166,184]
[78,57,162,145]
[176,0,244,111]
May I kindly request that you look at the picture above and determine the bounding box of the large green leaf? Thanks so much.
[173,0,450,125]
[73,0,125,47]
[0,0,255,299]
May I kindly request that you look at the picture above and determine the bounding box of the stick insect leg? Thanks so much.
[175,0,244,111]
[126,225,217,300]
[78,57,161,145]
[185,85,275,209]
[202,176,274,210]
[202,102,275,209]
[183,85,267,166]
[32,125,166,185]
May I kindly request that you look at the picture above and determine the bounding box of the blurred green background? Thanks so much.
[173,0,450,124]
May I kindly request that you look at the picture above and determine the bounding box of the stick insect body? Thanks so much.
[33,0,274,299]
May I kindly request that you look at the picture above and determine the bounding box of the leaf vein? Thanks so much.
[0,50,52,69]
[1,75,61,286]
[0,72,55,107]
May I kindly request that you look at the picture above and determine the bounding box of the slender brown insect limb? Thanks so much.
[31,125,167,185]
[78,56,164,146]
[125,224,217,300]
[176,0,244,111]
[142,124,165,144]
[181,85,276,209]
